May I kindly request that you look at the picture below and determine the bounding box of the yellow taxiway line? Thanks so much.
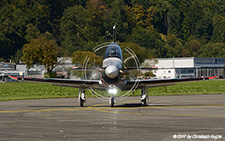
[0,100,225,117]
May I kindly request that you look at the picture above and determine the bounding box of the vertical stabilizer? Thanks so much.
[113,25,116,43]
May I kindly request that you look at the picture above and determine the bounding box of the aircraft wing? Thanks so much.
[9,75,217,91]
[124,67,157,70]
[73,67,104,72]
[8,75,104,89]
[119,76,214,91]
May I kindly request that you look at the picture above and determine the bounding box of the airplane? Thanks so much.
[9,26,214,107]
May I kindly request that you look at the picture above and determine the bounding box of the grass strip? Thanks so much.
[0,80,225,101]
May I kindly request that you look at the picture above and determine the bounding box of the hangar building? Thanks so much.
[143,57,225,79]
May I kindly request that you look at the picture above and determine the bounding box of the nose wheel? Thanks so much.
[110,96,115,108]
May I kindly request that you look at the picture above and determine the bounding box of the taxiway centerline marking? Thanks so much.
[0,103,225,114]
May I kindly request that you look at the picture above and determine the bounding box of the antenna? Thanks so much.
[113,25,116,43]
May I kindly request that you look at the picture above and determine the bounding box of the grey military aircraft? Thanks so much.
[9,26,211,107]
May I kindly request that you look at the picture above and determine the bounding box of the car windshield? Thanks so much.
[104,43,123,60]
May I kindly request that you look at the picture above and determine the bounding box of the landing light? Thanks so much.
[108,88,117,95]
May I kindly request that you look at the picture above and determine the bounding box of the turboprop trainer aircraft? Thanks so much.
[9,26,213,107]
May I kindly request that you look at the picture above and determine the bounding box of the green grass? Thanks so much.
[0,80,225,101]
[148,80,225,96]
[0,82,82,101]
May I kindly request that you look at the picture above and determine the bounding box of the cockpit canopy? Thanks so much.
[104,43,123,60]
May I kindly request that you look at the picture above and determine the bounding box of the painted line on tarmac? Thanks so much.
[0,100,225,117]
[0,99,157,113]
[88,102,225,117]
[94,108,225,117]
[0,108,88,113]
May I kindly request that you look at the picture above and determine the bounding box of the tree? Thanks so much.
[182,39,201,57]
[60,5,88,54]
[86,0,107,41]
[72,51,102,67]
[2,0,225,62]
[22,34,58,74]
[11,49,23,63]
[129,4,145,28]
[127,4,156,31]
[0,3,28,60]
[161,1,180,34]
[182,0,213,43]
[200,42,225,57]
[145,6,156,30]
[132,28,165,58]
[25,23,40,42]
[131,0,154,10]
[119,42,146,66]
[181,16,191,40]
[60,3,105,54]
[164,34,184,57]
[104,0,130,42]
[211,14,225,43]
[144,71,156,78]
[29,1,51,33]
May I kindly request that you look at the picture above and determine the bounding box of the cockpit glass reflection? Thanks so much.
[104,44,122,59]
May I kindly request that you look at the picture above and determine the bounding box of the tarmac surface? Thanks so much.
[0,94,225,141]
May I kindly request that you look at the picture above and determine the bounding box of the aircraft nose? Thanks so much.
[105,65,119,79]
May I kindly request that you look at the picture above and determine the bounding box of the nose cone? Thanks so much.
[105,65,119,79]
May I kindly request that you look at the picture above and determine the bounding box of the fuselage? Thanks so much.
[101,43,123,85]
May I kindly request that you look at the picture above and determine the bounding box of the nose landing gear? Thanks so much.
[110,96,115,108]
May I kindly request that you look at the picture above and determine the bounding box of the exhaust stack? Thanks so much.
[113,25,116,43]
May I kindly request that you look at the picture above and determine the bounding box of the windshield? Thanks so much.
[104,43,123,60]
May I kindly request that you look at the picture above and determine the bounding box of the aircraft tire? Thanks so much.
[80,98,84,107]
[111,97,114,108]
[143,98,147,106]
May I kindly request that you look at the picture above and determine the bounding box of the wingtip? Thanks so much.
[8,75,18,80]
[209,75,219,80]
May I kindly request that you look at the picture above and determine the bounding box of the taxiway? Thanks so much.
[0,94,224,140]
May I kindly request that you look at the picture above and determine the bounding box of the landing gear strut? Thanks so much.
[79,88,86,107]
[141,87,148,106]
[110,96,115,108]
[108,85,117,108]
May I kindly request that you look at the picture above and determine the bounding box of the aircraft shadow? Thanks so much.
[28,103,145,108]
[28,104,214,108]
[116,103,144,107]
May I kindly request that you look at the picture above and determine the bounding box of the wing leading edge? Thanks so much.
[119,77,213,91]
[8,75,102,89]
[9,75,217,91]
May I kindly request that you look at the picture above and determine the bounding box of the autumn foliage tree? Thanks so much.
[1,0,225,62]
[22,34,58,74]
[72,51,103,67]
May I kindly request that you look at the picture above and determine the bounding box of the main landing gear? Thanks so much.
[78,88,86,107]
[141,87,148,106]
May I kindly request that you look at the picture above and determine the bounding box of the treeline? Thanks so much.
[1,0,225,63]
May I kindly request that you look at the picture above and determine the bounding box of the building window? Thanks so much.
[181,69,186,73]
[180,69,194,74]
[187,69,194,73]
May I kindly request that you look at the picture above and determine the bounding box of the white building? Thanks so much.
[143,57,225,79]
